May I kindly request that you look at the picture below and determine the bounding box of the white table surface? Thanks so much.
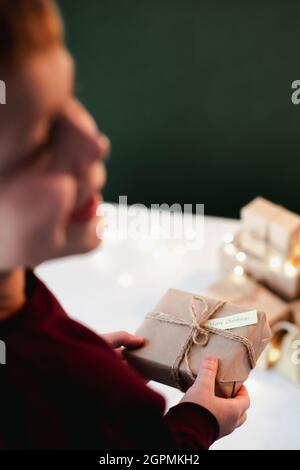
[36,205,300,450]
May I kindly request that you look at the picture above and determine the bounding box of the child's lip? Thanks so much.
[69,193,101,223]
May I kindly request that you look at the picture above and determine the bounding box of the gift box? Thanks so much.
[239,230,287,261]
[269,209,300,255]
[241,197,300,256]
[203,274,291,327]
[241,197,279,240]
[220,232,300,300]
[125,288,271,398]
[239,230,269,260]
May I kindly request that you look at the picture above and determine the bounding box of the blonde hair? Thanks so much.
[0,0,63,70]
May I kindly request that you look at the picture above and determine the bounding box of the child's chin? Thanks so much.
[60,237,101,259]
[65,217,103,255]
[72,231,102,255]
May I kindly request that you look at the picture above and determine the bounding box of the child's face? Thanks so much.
[0,45,109,269]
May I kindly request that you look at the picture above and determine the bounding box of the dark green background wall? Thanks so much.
[58,0,300,218]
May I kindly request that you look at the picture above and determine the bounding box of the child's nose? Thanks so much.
[59,98,111,172]
[95,133,111,163]
[72,131,110,179]
[56,116,110,177]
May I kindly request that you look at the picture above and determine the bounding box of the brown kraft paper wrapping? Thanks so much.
[125,288,271,398]
[220,232,300,300]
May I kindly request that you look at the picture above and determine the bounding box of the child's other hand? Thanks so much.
[180,356,250,439]
[102,331,144,360]
[102,331,149,382]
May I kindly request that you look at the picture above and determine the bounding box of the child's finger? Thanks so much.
[121,332,145,349]
[194,356,218,395]
[103,331,144,349]
[237,412,247,428]
[235,385,250,403]
[231,385,250,415]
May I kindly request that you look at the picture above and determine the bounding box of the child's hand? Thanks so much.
[102,331,144,360]
[180,356,250,439]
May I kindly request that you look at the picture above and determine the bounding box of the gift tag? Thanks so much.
[204,309,258,330]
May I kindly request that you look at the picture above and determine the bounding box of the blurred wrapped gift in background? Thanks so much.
[218,197,300,382]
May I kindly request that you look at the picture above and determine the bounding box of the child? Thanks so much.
[0,0,249,449]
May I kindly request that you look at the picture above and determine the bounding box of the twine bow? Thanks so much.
[146,295,257,391]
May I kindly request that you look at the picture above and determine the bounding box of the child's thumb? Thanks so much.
[194,356,218,394]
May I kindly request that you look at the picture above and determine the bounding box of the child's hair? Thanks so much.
[0,0,63,71]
